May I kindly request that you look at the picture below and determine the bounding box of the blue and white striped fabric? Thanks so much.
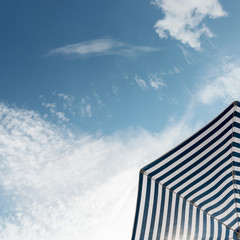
[132,101,240,240]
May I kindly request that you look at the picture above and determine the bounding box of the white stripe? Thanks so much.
[233,145,240,153]
[229,229,235,240]
[236,106,240,116]
[221,224,226,239]
[135,174,148,240]
[146,107,234,175]
[160,189,169,240]
[152,122,233,182]
[160,124,232,186]
[144,179,155,239]
[224,214,238,229]
[234,126,240,134]
[167,192,176,240]
[173,140,232,195]
[214,217,218,240]
[234,172,240,181]
[175,196,183,239]
[206,214,211,238]
[197,210,203,240]
[208,193,234,219]
[202,185,234,213]
[133,104,240,239]
[233,136,240,145]
[181,151,231,199]
[191,172,231,204]
[182,201,190,239]
[151,184,162,240]
[190,205,197,239]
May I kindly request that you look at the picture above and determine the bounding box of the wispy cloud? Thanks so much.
[198,58,240,104]
[134,76,148,90]
[135,73,166,91]
[41,93,95,120]
[178,44,194,64]
[152,0,227,50]
[149,73,166,90]
[47,37,160,58]
[80,98,92,118]
[0,103,194,240]
[112,85,118,95]
[42,101,69,122]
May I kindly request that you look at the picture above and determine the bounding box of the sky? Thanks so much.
[1,0,240,239]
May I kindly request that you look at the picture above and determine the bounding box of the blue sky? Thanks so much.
[1,0,240,239]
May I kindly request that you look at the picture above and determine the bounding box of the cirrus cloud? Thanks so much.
[47,37,160,58]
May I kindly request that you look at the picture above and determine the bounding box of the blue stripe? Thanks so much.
[233,131,240,139]
[192,171,232,204]
[210,216,214,239]
[235,110,240,119]
[132,172,143,240]
[234,122,240,130]
[227,217,238,228]
[186,203,193,239]
[218,208,238,224]
[148,182,158,240]
[168,138,231,192]
[164,191,173,239]
[156,187,166,240]
[142,104,234,172]
[217,221,222,239]
[140,177,151,239]
[201,183,233,211]
[236,101,240,108]
[180,149,231,197]
[194,208,200,239]
[225,227,230,239]
[233,142,240,149]
[172,194,179,240]
[155,124,232,182]
[132,102,240,239]
[179,200,186,238]
[211,198,234,218]
[202,211,207,239]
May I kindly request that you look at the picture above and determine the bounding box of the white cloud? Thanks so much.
[174,66,180,74]
[152,0,227,50]
[42,101,69,122]
[80,98,92,118]
[134,76,148,90]
[112,85,118,95]
[135,73,166,91]
[149,73,166,90]
[47,37,160,58]
[198,59,240,104]
[58,93,74,105]
[0,103,194,240]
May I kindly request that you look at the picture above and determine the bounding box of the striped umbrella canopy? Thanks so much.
[132,101,240,240]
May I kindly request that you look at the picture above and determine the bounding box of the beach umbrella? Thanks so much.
[132,101,240,240]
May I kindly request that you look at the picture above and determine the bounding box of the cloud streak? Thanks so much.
[47,37,160,58]
[152,0,227,50]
